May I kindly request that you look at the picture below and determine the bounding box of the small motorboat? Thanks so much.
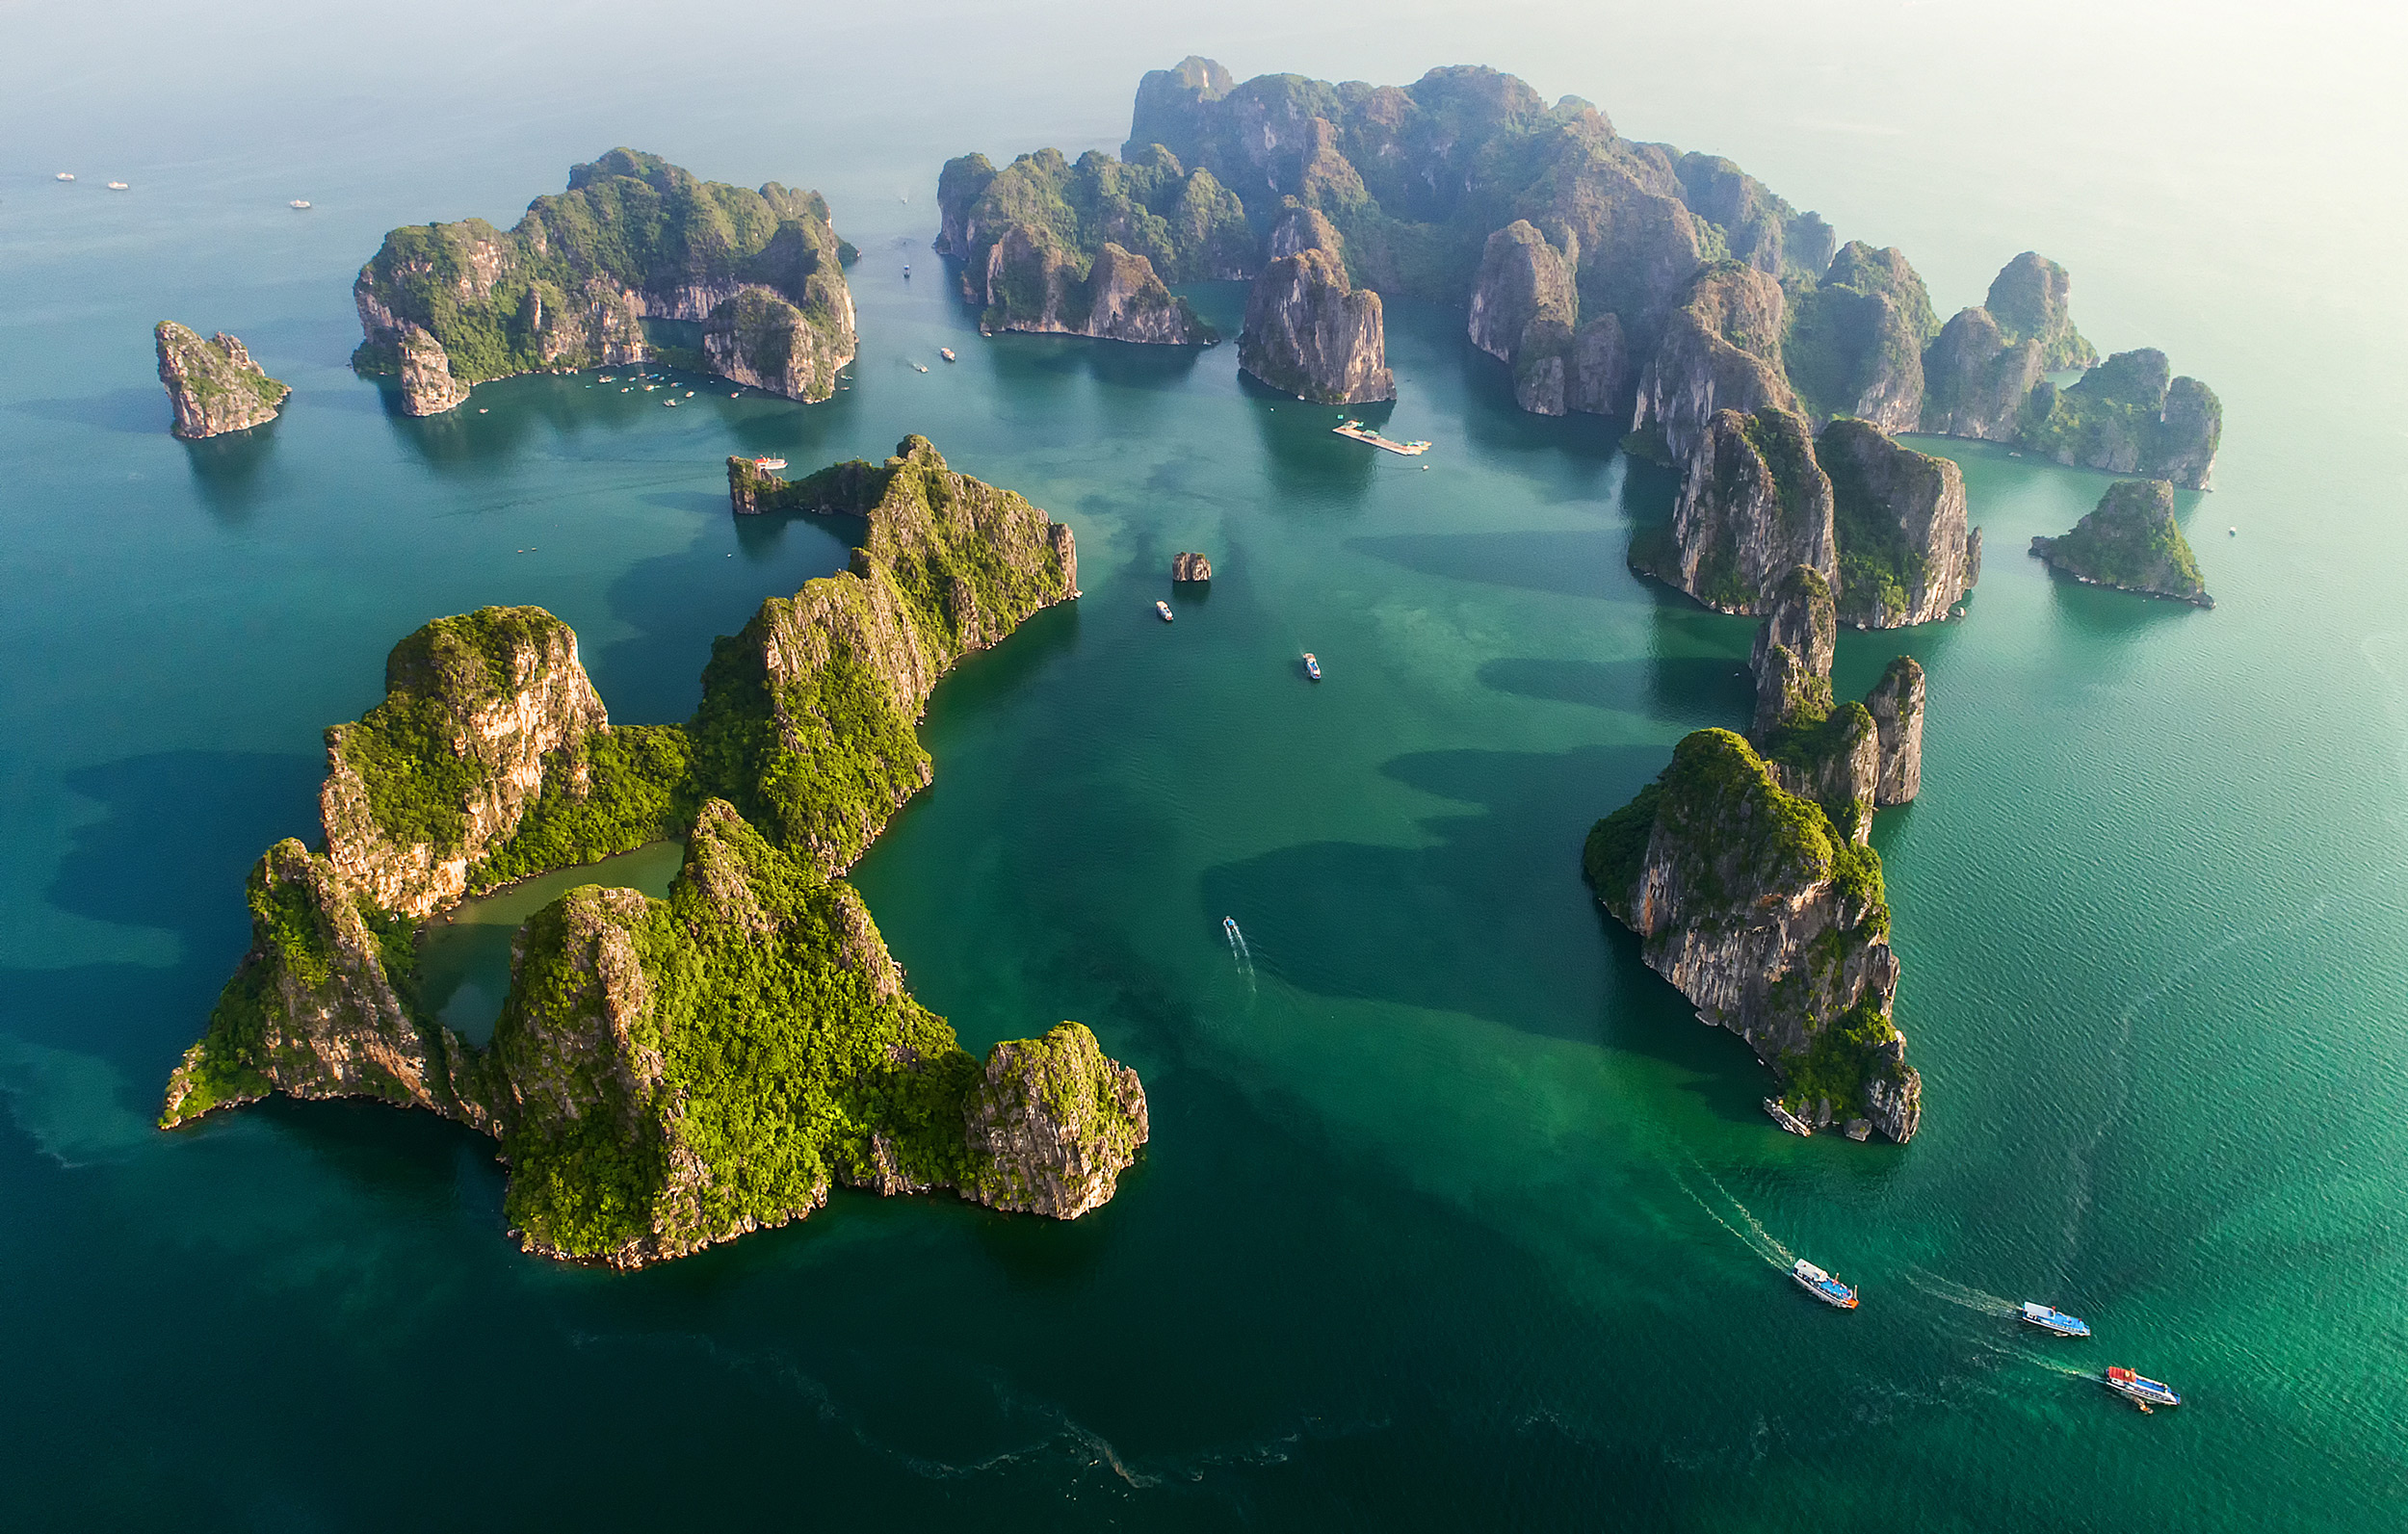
[289,199,311,210]
[106,181,129,191]
[1791,1259,1858,1310]
[913,362,929,373]
[940,348,956,363]
[1155,600,1174,623]
[2020,1302,2091,1339]
[2104,1366,2180,1411]
[55,172,74,182]
[903,264,911,277]
[1302,652,1322,681]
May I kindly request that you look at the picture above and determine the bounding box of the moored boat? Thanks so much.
[940,348,956,363]
[107,181,129,191]
[2104,1366,2180,1410]
[1791,1259,1858,1310]
[1156,600,1174,623]
[1302,652,1322,681]
[2020,1302,2091,1338]
[750,457,786,471]
[55,172,74,182]
[289,199,311,210]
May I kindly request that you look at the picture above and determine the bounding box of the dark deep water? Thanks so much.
[4,3,2404,1526]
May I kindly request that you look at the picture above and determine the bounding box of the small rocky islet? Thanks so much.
[2031,479,2213,607]
[155,322,288,438]
[161,438,1145,1267]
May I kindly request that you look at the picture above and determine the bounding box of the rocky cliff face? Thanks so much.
[1863,657,1925,806]
[353,149,855,401]
[702,285,857,402]
[962,1022,1151,1218]
[154,323,289,438]
[322,607,611,918]
[1817,418,1978,628]
[2020,350,2222,490]
[2029,478,2212,607]
[1239,247,1395,403]
[1584,729,1920,1141]
[1633,263,1798,465]
[1464,220,1628,418]
[974,225,1211,344]
[159,839,471,1129]
[1635,405,1835,614]
[1781,243,1933,432]
[1172,552,1213,582]
[394,325,471,416]
[1985,250,2096,370]
[1919,306,2041,440]
[1749,564,1838,737]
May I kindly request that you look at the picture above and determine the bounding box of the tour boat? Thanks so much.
[1791,1259,1858,1310]
[107,181,128,191]
[55,172,73,182]
[941,348,956,363]
[2104,1366,2180,1410]
[289,199,311,210]
[914,363,929,373]
[751,457,786,472]
[2020,1302,2091,1338]
[1302,652,1322,681]
[1156,601,1174,623]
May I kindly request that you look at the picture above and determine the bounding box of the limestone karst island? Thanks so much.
[32,2,2394,1521]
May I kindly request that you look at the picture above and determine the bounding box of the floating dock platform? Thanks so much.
[1333,420,1431,455]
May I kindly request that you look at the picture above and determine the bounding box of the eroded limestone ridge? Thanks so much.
[160,437,1140,1267]
[1584,565,1927,1143]
[352,148,857,414]
[1238,247,1394,403]
[154,322,289,438]
[2030,479,2212,608]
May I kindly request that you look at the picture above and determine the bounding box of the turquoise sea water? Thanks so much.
[5,4,2404,1526]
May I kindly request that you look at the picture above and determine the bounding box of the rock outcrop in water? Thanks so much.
[2020,350,2223,490]
[1818,417,1979,628]
[1781,243,1935,433]
[1631,405,1835,615]
[2030,478,2212,607]
[1171,552,1212,582]
[962,1022,1151,1218]
[1632,263,1797,465]
[1583,561,1928,1143]
[1239,247,1395,403]
[160,438,1140,1264]
[352,148,856,405]
[1584,726,1921,1142]
[1631,407,1978,629]
[154,323,289,438]
[1916,252,2222,488]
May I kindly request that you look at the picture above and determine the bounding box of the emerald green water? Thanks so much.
[4,5,2403,1526]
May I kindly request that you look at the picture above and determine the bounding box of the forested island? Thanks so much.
[351,148,859,415]
[161,439,1147,1267]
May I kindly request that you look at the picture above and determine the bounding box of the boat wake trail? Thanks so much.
[1903,1267,2020,1319]
[1222,918,1256,993]
[1672,1158,1793,1272]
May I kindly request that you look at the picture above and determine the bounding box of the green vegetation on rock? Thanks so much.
[352,148,855,401]
[2029,478,2212,606]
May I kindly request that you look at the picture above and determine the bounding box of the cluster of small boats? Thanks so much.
[1790,1261,2182,1412]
